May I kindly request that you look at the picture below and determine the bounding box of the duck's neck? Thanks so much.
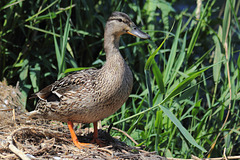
[104,31,122,61]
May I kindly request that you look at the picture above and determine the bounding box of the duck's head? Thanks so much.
[105,11,150,39]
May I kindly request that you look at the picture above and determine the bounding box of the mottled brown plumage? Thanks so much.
[28,11,150,148]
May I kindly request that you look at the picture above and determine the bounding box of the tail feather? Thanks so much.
[29,93,38,99]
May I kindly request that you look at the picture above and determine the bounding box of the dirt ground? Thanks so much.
[0,81,165,160]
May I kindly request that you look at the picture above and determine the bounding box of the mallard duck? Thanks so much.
[29,11,150,149]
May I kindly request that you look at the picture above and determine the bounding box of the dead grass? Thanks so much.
[0,114,164,159]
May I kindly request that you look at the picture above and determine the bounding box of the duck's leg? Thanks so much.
[93,122,98,142]
[91,121,105,147]
[67,121,94,149]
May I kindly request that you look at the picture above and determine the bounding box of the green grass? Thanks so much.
[1,0,240,158]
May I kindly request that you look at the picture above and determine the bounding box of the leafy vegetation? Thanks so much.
[1,0,240,158]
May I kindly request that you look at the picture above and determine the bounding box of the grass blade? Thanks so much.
[152,60,165,93]
[161,67,209,104]
[164,19,182,83]
[186,1,210,59]
[159,105,207,152]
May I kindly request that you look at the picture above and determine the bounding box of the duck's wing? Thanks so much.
[30,69,97,102]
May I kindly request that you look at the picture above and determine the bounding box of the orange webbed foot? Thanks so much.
[73,139,96,149]
[68,121,96,149]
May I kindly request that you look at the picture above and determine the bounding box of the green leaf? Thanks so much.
[25,25,61,38]
[159,105,207,152]
[213,27,223,83]
[25,0,59,22]
[152,60,165,93]
[29,63,40,93]
[186,1,210,59]
[161,67,209,104]
[145,70,153,107]
[168,31,187,87]
[58,8,72,78]
[164,19,182,83]
[64,67,93,73]
[145,23,174,70]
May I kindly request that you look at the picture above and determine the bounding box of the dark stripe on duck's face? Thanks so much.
[108,18,130,26]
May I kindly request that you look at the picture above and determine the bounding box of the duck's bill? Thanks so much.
[127,27,150,39]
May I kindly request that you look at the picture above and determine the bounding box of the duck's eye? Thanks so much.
[118,19,122,22]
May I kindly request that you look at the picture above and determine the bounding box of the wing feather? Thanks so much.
[30,68,97,102]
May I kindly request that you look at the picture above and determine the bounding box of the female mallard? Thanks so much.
[29,11,150,149]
